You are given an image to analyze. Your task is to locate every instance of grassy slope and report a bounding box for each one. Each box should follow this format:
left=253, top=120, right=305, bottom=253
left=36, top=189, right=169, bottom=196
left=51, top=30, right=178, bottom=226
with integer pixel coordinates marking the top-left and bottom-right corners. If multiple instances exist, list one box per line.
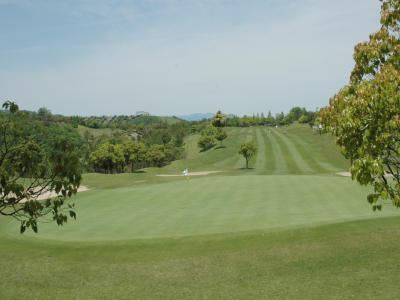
left=77, top=125, right=116, bottom=137
left=159, top=116, right=183, bottom=124
left=160, top=125, right=348, bottom=175
left=1, top=124, right=400, bottom=299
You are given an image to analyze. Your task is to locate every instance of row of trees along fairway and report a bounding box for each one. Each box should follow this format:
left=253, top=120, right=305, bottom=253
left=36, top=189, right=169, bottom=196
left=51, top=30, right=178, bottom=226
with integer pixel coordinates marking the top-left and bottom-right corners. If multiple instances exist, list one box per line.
left=321, top=0, right=400, bottom=209
left=0, top=102, right=81, bottom=233
left=225, top=107, right=317, bottom=127
left=89, top=140, right=181, bottom=173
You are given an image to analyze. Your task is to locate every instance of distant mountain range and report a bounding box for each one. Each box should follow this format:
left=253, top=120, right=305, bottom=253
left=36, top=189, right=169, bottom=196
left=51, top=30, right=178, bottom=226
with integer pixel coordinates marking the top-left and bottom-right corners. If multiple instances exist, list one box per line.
left=178, top=113, right=214, bottom=121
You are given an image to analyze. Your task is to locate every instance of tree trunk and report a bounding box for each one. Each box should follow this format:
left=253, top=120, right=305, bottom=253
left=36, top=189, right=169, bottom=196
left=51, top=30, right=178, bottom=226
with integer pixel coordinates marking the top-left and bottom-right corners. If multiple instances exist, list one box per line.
left=246, top=158, right=249, bottom=169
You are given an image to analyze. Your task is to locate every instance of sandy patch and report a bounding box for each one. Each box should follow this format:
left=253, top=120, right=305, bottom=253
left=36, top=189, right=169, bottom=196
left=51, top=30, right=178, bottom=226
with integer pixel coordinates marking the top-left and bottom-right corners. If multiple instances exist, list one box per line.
left=19, top=186, right=90, bottom=203
left=337, top=172, right=393, bottom=178
left=337, top=172, right=351, bottom=177
left=157, top=171, right=223, bottom=177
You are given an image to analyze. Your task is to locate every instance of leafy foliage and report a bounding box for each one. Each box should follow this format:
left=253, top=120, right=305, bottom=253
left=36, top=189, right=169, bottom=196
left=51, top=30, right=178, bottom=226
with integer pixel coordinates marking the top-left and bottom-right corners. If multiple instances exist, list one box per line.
left=211, top=110, right=226, bottom=127
left=89, top=142, right=125, bottom=174
left=0, top=101, right=81, bottom=232
left=238, top=141, right=258, bottom=169
left=215, top=128, right=228, bottom=146
left=198, top=135, right=216, bottom=151
left=320, top=0, right=400, bottom=209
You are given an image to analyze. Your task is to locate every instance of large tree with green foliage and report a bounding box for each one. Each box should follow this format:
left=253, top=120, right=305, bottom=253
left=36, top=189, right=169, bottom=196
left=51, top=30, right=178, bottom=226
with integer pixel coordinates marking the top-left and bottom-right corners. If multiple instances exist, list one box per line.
left=90, top=142, right=125, bottom=173
left=320, top=0, right=400, bottom=209
left=122, top=142, right=147, bottom=172
left=215, top=128, right=228, bottom=146
left=238, top=141, right=257, bottom=169
left=146, top=144, right=166, bottom=167
left=0, top=101, right=81, bottom=233
left=211, top=110, right=226, bottom=127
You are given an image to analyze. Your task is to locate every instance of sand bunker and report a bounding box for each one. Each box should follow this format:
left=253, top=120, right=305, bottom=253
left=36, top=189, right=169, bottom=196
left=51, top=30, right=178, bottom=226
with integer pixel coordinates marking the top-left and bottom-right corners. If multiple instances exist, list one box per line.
left=337, top=172, right=351, bottom=177
left=157, top=171, right=223, bottom=177
left=19, top=186, right=90, bottom=203
left=337, top=172, right=393, bottom=178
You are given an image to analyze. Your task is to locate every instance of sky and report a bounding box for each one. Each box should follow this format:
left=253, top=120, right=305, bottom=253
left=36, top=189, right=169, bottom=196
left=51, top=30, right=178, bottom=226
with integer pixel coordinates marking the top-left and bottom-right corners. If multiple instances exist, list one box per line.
left=0, top=0, right=382, bottom=116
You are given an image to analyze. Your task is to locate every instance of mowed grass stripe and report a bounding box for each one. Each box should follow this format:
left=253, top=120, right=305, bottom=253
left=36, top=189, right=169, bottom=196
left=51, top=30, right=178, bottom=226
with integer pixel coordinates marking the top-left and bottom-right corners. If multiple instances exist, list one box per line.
left=284, top=124, right=349, bottom=171
left=260, top=128, right=276, bottom=174
left=288, top=132, right=343, bottom=173
left=267, top=129, right=289, bottom=174
left=270, top=129, right=301, bottom=174
left=254, top=128, right=268, bottom=172
left=273, top=129, right=313, bottom=174
left=285, top=132, right=336, bottom=174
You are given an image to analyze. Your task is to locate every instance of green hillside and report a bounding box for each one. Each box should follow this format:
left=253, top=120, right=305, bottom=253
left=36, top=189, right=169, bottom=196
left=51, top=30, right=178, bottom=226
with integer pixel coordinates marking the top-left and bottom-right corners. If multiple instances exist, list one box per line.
left=163, top=124, right=348, bottom=174
left=77, top=125, right=117, bottom=137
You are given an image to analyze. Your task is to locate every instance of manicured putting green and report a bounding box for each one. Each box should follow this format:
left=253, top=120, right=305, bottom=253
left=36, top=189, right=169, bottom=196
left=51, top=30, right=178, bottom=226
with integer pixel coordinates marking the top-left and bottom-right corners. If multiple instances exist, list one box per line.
left=9, top=175, right=398, bottom=241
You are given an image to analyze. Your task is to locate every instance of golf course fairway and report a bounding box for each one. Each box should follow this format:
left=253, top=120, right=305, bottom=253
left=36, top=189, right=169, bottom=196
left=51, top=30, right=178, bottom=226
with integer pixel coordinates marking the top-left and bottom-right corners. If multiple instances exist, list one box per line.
left=1, top=125, right=399, bottom=299
left=4, top=175, right=398, bottom=241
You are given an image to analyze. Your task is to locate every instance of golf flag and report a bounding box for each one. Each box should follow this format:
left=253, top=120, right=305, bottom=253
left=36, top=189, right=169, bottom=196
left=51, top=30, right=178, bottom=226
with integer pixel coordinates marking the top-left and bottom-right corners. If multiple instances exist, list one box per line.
left=183, top=169, right=189, bottom=180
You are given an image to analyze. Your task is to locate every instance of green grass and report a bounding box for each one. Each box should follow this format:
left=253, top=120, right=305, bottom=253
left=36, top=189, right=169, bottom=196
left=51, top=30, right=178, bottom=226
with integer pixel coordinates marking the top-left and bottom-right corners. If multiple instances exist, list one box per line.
left=5, top=175, right=398, bottom=241
left=1, top=124, right=399, bottom=299
left=159, top=116, right=184, bottom=124
left=1, top=217, right=400, bottom=299
left=158, top=125, right=348, bottom=175
left=77, top=125, right=118, bottom=137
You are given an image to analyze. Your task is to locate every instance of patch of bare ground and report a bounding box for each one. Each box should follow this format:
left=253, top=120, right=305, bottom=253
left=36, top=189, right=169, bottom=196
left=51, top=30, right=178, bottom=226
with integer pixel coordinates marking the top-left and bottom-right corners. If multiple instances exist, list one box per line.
left=19, top=186, right=90, bottom=203
left=337, top=172, right=393, bottom=177
left=337, top=172, right=351, bottom=177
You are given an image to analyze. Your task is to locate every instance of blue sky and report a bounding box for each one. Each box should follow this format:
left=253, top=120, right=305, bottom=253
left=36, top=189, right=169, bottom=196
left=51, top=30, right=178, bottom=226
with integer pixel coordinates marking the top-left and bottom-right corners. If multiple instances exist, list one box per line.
left=0, top=0, right=381, bottom=116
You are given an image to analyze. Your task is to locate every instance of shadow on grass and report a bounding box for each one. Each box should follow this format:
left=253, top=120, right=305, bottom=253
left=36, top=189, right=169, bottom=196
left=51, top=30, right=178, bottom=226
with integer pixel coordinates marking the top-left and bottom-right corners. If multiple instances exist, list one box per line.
left=214, top=145, right=227, bottom=150
left=238, top=167, right=256, bottom=170
left=132, top=170, right=146, bottom=174
left=200, top=146, right=216, bottom=153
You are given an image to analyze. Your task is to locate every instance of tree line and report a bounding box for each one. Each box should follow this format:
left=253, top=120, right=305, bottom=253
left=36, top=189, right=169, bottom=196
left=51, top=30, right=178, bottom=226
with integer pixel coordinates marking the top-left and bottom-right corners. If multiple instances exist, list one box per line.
left=225, top=107, right=317, bottom=127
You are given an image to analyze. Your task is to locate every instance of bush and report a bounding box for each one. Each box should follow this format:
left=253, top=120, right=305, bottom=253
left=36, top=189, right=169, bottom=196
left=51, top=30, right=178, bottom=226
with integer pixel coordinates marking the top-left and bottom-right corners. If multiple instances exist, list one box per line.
left=198, top=135, right=215, bottom=151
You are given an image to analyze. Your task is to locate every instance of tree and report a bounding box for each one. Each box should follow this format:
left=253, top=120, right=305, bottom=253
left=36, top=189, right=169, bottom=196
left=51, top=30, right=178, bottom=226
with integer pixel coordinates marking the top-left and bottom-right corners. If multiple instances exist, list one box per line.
left=239, top=116, right=251, bottom=127
left=266, top=111, right=275, bottom=125
left=37, top=107, right=52, bottom=121
left=0, top=101, right=81, bottom=233
left=201, top=124, right=217, bottom=137
left=198, top=135, right=216, bottom=151
left=161, top=132, right=172, bottom=145
left=298, top=115, right=308, bottom=124
left=215, top=128, right=228, bottom=146
left=238, top=141, right=258, bottom=169
left=211, top=110, right=226, bottom=127
left=122, top=141, right=147, bottom=172
left=320, top=0, right=400, bottom=209
left=146, top=144, right=166, bottom=167
left=90, top=142, right=125, bottom=173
